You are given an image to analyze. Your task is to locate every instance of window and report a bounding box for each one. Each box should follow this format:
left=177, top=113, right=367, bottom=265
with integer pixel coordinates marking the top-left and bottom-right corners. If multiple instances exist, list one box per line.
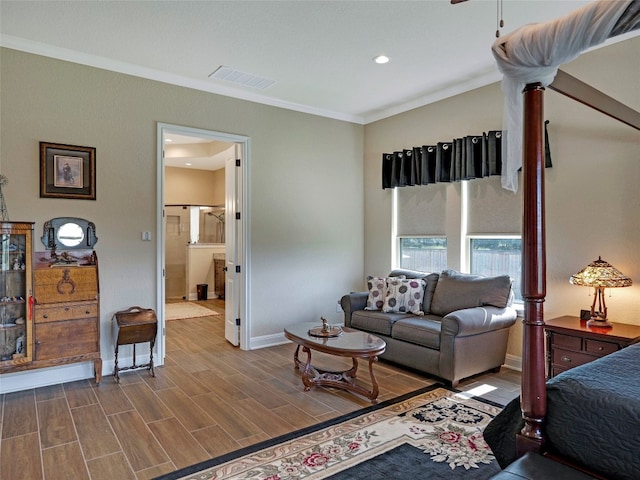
left=398, top=237, right=447, bottom=274
left=470, top=237, right=522, bottom=302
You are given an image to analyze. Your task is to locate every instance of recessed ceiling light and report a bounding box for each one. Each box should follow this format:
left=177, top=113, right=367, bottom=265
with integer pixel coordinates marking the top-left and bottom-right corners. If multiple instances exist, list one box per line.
left=185, top=162, right=192, bottom=166
left=373, top=55, right=390, bottom=64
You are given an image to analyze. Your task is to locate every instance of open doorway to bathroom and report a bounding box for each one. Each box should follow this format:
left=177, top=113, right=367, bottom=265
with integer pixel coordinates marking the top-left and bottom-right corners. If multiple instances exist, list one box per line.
left=157, top=123, right=249, bottom=364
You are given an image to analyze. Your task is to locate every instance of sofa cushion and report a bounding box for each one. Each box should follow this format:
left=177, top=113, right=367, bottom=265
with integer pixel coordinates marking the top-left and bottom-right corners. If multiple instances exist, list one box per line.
left=392, top=316, right=442, bottom=349
left=389, top=269, right=430, bottom=279
left=430, top=270, right=512, bottom=317
left=382, top=277, right=425, bottom=314
left=351, top=310, right=406, bottom=336
left=365, top=276, right=388, bottom=311
left=422, top=273, right=440, bottom=314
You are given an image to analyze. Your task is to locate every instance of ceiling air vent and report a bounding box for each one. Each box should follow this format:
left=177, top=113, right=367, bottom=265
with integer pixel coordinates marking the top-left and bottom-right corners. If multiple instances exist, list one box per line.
left=208, top=66, right=277, bottom=90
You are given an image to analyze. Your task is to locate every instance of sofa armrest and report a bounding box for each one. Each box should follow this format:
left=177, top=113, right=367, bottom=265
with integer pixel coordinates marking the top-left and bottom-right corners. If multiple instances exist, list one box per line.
left=441, top=306, right=517, bottom=337
left=340, top=292, right=368, bottom=328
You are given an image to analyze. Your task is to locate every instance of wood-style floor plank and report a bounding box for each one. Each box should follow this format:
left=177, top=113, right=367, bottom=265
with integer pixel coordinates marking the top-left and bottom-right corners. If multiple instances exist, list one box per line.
left=92, top=378, right=135, bottom=416
left=42, top=441, right=90, bottom=480
left=86, top=452, right=136, bottom=480
left=0, top=299, right=521, bottom=479
left=108, top=410, right=169, bottom=472
left=0, top=432, right=43, bottom=480
left=190, top=392, right=264, bottom=440
left=71, top=403, right=121, bottom=460
left=154, top=387, right=216, bottom=432
left=1, top=389, right=37, bottom=439
left=146, top=417, right=210, bottom=469
left=189, top=424, right=240, bottom=458
left=37, top=397, right=78, bottom=448
left=63, top=380, right=98, bottom=409
left=34, top=383, right=65, bottom=402
left=121, top=382, right=173, bottom=423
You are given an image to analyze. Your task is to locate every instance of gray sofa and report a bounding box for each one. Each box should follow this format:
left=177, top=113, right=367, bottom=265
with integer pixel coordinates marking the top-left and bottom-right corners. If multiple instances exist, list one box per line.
left=340, top=269, right=518, bottom=387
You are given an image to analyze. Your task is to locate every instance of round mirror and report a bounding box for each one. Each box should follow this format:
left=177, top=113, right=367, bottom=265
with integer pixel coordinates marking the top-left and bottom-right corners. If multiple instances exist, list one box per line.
left=57, top=222, right=85, bottom=247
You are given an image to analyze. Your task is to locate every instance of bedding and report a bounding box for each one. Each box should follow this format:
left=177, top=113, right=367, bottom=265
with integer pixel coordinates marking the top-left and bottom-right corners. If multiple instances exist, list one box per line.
left=485, top=342, right=640, bottom=480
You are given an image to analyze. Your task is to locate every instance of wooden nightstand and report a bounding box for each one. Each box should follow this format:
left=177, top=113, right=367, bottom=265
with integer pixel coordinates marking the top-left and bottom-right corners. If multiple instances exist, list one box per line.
left=545, top=315, right=640, bottom=378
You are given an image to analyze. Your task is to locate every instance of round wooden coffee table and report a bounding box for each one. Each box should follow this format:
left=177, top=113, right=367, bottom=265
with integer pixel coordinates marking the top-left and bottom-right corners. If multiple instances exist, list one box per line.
left=284, top=322, right=386, bottom=403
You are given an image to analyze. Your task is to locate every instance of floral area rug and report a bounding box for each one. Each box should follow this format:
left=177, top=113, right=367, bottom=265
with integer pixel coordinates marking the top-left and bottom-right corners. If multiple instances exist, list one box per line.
left=165, top=302, right=220, bottom=320
left=155, top=385, right=503, bottom=480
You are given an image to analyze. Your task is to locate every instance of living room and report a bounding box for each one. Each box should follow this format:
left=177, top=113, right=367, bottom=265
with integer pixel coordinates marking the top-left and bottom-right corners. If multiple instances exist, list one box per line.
left=1, top=7, right=638, bottom=395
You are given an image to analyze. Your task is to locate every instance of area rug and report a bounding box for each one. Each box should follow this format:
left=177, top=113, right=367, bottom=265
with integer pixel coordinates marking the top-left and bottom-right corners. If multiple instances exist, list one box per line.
left=165, top=302, right=220, bottom=320
left=155, top=385, right=503, bottom=480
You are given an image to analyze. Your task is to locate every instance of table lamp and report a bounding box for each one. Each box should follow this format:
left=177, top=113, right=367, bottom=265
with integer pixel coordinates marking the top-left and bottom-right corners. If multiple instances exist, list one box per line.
left=570, top=256, right=632, bottom=328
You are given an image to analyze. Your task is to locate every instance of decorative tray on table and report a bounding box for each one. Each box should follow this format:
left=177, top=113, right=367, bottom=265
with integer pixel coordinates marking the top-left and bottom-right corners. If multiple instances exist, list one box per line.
left=308, top=317, right=343, bottom=338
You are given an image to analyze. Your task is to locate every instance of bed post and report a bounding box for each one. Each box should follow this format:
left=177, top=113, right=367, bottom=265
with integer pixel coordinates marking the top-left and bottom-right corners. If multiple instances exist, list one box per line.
left=517, top=82, right=547, bottom=455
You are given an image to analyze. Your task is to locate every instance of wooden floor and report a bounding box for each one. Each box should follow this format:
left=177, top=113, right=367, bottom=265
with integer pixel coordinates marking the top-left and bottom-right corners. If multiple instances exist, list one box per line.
left=0, top=299, right=521, bottom=479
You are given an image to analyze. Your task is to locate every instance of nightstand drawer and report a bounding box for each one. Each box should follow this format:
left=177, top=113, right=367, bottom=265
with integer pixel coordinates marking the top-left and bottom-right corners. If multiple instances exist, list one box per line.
left=551, top=333, right=582, bottom=350
left=552, top=348, right=594, bottom=369
left=585, top=339, right=618, bottom=356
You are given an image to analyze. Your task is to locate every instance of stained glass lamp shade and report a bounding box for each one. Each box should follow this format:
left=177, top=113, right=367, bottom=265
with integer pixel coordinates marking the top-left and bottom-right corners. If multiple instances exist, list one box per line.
left=570, top=256, right=632, bottom=327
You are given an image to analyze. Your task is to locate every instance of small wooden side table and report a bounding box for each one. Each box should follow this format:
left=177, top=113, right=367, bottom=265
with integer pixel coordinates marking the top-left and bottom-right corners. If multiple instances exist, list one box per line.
left=545, top=315, right=640, bottom=378
left=112, top=306, right=157, bottom=383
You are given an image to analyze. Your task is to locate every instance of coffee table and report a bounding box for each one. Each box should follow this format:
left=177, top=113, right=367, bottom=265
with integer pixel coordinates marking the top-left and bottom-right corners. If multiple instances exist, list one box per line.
left=284, top=322, right=386, bottom=403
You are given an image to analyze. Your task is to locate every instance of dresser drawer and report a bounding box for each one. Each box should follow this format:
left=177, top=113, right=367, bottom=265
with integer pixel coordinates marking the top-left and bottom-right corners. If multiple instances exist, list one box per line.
left=584, top=339, right=619, bottom=356
left=550, top=333, right=582, bottom=350
left=35, top=318, right=99, bottom=360
left=34, top=267, right=98, bottom=303
left=34, top=302, right=98, bottom=323
left=552, top=348, right=594, bottom=370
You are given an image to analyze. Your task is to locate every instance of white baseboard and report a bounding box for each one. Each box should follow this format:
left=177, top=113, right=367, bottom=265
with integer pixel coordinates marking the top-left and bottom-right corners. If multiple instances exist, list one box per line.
left=249, top=331, right=289, bottom=350
left=0, top=355, right=152, bottom=394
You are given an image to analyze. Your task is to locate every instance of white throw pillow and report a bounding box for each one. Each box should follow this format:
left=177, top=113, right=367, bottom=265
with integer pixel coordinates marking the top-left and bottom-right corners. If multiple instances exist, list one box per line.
left=365, top=276, right=388, bottom=310
left=382, top=277, right=425, bottom=314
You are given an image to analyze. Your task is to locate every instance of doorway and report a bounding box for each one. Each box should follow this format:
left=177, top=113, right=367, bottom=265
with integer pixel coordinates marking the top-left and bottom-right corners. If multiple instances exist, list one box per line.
left=156, top=123, right=250, bottom=364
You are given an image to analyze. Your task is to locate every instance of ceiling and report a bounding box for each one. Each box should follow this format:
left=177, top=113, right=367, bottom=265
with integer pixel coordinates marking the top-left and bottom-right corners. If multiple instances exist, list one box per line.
left=2, top=1, right=637, bottom=171
left=163, top=134, right=233, bottom=171
left=3, top=0, right=622, bottom=127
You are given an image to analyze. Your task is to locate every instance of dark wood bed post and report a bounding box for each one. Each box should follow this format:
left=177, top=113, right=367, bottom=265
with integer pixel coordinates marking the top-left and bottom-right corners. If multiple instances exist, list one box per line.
left=517, top=82, right=547, bottom=455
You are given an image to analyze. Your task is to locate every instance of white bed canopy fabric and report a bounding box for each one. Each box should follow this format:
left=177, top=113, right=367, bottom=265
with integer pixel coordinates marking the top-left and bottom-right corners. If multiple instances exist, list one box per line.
left=492, top=0, right=636, bottom=192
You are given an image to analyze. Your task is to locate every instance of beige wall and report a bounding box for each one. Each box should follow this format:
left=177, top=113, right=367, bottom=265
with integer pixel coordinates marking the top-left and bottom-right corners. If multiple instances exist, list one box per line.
left=165, top=167, right=225, bottom=206
left=363, top=37, right=640, bottom=360
left=0, top=48, right=364, bottom=388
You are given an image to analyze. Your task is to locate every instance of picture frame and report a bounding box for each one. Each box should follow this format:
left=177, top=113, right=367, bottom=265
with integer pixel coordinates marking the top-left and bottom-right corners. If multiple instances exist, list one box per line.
left=40, top=142, right=96, bottom=200
left=580, top=309, right=592, bottom=320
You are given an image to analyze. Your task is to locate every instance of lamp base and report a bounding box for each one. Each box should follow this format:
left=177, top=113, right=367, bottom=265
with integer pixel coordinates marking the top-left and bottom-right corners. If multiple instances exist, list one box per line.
left=586, top=318, right=612, bottom=328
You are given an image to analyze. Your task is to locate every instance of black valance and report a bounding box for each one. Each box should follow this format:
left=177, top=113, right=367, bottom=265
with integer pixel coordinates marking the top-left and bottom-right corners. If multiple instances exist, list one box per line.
left=382, top=123, right=552, bottom=189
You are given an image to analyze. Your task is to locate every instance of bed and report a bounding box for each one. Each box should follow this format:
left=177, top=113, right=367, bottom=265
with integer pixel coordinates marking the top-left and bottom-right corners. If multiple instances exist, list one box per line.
left=483, top=1, right=640, bottom=478
left=485, top=343, right=640, bottom=479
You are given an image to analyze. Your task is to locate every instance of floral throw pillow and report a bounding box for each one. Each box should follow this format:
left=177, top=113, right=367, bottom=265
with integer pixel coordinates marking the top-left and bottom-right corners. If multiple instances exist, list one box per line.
left=382, top=277, right=425, bottom=314
left=365, top=276, right=388, bottom=311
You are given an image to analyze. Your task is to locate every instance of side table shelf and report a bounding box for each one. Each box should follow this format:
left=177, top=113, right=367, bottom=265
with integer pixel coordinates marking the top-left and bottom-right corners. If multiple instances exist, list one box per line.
left=112, top=306, right=157, bottom=383
left=545, top=315, right=640, bottom=378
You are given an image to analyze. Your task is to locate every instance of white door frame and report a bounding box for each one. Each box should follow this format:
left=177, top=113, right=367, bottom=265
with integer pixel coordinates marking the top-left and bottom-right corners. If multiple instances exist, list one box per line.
left=156, top=123, right=250, bottom=363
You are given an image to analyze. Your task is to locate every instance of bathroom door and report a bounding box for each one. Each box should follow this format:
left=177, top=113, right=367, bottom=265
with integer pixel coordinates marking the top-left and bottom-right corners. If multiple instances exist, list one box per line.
left=224, top=148, right=240, bottom=346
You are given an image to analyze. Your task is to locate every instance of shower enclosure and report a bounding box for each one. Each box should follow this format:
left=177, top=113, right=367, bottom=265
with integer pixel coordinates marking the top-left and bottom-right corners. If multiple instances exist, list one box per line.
left=165, top=206, right=225, bottom=300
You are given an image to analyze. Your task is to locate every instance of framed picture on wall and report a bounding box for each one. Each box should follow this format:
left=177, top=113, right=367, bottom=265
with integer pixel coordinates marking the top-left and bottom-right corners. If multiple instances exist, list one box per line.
left=40, top=142, right=96, bottom=200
